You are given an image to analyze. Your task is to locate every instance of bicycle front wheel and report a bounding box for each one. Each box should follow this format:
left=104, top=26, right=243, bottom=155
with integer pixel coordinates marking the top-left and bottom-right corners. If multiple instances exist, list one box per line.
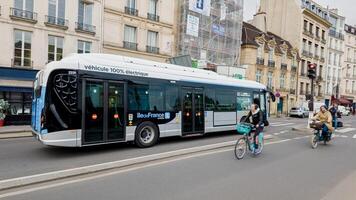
left=235, top=138, right=247, bottom=160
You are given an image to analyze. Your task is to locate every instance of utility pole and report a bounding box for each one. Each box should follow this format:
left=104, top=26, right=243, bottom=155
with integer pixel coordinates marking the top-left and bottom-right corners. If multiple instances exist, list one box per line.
left=307, top=63, right=317, bottom=127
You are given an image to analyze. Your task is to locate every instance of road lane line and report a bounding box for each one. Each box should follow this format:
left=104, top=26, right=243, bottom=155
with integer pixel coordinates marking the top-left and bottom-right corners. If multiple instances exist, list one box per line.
left=270, top=123, right=295, bottom=127
left=0, top=137, right=300, bottom=199
left=353, top=134, right=356, bottom=139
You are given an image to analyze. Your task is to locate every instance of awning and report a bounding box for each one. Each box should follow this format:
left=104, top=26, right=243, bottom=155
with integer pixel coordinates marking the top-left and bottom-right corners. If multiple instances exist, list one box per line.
left=338, top=98, right=352, bottom=105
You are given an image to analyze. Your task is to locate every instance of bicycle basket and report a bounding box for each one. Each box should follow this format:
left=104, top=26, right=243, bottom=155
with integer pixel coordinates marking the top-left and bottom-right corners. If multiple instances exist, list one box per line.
left=310, top=121, right=323, bottom=130
left=236, top=123, right=252, bottom=135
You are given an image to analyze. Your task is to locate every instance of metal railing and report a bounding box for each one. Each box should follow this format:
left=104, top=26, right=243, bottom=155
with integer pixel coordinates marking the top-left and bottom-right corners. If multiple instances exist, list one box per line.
left=281, top=63, right=287, bottom=70
left=147, top=13, right=159, bottom=22
left=123, top=41, right=138, bottom=50
left=268, top=60, right=275, bottom=67
left=11, top=58, right=33, bottom=68
left=146, top=46, right=159, bottom=54
left=256, top=58, right=264, bottom=65
left=45, top=15, right=68, bottom=28
left=329, top=29, right=344, bottom=40
left=10, top=7, right=37, bottom=22
left=290, top=89, right=296, bottom=94
left=125, top=7, right=138, bottom=16
left=75, top=22, right=96, bottom=34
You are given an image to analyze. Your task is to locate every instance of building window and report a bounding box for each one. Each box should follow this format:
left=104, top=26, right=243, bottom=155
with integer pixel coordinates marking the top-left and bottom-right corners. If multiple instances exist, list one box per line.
left=280, top=73, right=285, bottom=89
left=268, top=47, right=274, bottom=61
left=0, top=92, right=32, bottom=116
left=78, top=0, right=93, bottom=25
left=306, top=83, right=310, bottom=94
left=321, top=47, right=324, bottom=58
left=290, top=75, right=296, bottom=90
left=309, top=23, right=313, bottom=34
left=127, top=0, right=136, bottom=8
left=147, top=30, right=159, bottom=53
left=48, top=0, right=65, bottom=24
left=148, top=0, right=157, bottom=15
left=303, top=20, right=308, bottom=31
left=267, top=72, right=273, bottom=89
left=77, top=40, right=91, bottom=53
left=314, top=44, right=318, bottom=56
left=257, top=43, right=264, bottom=58
left=124, top=25, right=137, bottom=50
left=147, top=30, right=158, bottom=47
left=48, top=36, right=63, bottom=62
left=256, top=69, right=262, bottom=83
left=308, top=41, right=312, bottom=54
left=316, top=26, right=320, bottom=37
left=14, top=30, right=31, bottom=67
left=14, top=0, right=33, bottom=11
left=301, top=60, right=305, bottom=75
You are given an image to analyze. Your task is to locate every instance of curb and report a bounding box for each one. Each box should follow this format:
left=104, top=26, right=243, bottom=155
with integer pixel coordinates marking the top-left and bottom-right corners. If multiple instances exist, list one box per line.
left=0, top=132, right=32, bottom=139
left=0, top=135, right=273, bottom=191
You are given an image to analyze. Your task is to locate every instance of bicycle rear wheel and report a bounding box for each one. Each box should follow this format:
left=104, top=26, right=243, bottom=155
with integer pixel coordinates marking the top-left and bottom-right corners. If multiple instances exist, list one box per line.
left=235, top=138, right=247, bottom=160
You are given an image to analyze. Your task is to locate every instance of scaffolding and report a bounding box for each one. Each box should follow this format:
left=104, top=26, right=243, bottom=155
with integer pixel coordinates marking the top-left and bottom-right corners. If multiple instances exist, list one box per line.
left=177, top=0, right=244, bottom=69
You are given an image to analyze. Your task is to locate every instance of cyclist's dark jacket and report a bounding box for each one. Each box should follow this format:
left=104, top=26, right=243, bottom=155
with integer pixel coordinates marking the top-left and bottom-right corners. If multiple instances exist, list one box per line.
left=245, top=109, right=264, bottom=126
left=329, top=107, right=338, bottom=119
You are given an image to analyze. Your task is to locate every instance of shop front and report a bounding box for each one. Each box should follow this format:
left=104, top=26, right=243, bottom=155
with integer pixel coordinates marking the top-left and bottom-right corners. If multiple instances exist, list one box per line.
left=0, top=67, right=38, bottom=125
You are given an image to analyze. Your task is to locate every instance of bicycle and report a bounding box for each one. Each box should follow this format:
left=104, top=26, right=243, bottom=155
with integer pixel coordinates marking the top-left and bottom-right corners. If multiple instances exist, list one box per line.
left=234, top=123, right=264, bottom=160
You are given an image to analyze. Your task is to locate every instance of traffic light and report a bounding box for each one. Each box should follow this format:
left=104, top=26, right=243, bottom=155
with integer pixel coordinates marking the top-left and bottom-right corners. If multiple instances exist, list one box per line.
left=307, top=63, right=317, bottom=79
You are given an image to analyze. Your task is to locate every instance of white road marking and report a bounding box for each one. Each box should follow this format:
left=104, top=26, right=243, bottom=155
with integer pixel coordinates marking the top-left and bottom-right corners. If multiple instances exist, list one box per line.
left=270, top=123, right=295, bottom=127
left=333, top=134, right=348, bottom=138
left=353, top=134, right=356, bottom=139
left=335, top=128, right=356, bottom=133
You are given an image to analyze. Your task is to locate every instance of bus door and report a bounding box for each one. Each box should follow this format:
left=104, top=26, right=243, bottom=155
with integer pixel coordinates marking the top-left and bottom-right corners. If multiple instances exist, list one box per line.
left=82, top=79, right=126, bottom=145
left=181, top=87, right=204, bottom=135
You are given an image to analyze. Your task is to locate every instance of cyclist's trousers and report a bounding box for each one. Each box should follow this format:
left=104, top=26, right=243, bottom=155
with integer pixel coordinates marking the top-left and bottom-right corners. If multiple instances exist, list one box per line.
left=254, top=126, right=264, bottom=145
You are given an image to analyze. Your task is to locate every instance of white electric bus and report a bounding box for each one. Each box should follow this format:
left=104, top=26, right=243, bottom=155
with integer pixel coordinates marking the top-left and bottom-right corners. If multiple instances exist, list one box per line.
left=32, top=54, right=270, bottom=147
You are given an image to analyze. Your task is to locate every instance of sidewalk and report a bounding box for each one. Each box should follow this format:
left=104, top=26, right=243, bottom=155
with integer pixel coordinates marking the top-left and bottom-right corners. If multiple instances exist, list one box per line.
left=0, top=125, right=32, bottom=139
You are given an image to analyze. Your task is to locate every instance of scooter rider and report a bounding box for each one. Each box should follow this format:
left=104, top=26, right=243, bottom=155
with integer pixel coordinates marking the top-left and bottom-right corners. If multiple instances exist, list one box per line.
left=312, top=105, right=334, bottom=137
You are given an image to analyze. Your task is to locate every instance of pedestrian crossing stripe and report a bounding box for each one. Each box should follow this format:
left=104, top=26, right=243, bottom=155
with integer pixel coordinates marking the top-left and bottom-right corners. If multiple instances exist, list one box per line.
left=335, top=128, right=356, bottom=133
left=353, top=134, right=356, bottom=139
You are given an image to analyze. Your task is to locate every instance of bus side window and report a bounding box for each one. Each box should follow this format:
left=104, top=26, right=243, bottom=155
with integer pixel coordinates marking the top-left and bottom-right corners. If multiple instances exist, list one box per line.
left=205, top=88, right=215, bottom=111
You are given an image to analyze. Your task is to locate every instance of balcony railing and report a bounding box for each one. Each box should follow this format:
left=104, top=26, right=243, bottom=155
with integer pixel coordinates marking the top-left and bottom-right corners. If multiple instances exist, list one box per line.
left=75, top=22, right=96, bottom=35
left=329, top=29, right=344, bottom=40
left=290, top=89, right=296, bottom=95
left=10, top=7, right=37, bottom=23
left=302, top=50, right=309, bottom=57
left=123, top=41, right=138, bottom=50
left=320, top=57, right=325, bottom=62
left=314, top=55, right=319, bottom=60
left=125, top=7, right=138, bottom=16
left=256, top=58, right=264, bottom=65
left=147, top=13, right=159, bottom=22
left=321, top=39, right=326, bottom=44
left=146, top=46, right=159, bottom=54
left=281, top=63, right=287, bottom=71
left=315, top=35, right=320, bottom=41
left=317, top=76, right=323, bottom=82
left=11, top=58, right=33, bottom=68
left=45, top=15, right=68, bottom=29
left=268, top=60, right=275, bottom=67
left=291, top=65, right=297, bottom=73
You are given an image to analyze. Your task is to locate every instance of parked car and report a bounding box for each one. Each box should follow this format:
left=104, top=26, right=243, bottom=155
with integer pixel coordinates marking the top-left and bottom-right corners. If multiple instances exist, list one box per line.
left=290, top=107, right=309, bottom=118
left=338, top=106, right=350, bottom=116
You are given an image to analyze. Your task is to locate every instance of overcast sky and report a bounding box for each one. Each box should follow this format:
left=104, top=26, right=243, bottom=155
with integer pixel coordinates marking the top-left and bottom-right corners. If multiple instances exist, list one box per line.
left=244, top=0, right=356, bottom=25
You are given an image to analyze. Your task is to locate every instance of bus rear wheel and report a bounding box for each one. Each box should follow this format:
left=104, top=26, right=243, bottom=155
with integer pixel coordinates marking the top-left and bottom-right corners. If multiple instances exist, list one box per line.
left=135, top=122, right=159, bottom=148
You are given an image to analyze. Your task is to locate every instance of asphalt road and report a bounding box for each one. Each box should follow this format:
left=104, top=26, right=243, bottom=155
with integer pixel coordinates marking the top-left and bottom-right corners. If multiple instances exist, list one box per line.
left=0, top=117, right=310, bottom=180
left=1, top=116, right=356, bottom=200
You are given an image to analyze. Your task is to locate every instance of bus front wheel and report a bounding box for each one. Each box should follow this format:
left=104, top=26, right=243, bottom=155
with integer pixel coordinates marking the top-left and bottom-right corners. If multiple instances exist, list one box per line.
left=135, top=122, right=159, bottom=148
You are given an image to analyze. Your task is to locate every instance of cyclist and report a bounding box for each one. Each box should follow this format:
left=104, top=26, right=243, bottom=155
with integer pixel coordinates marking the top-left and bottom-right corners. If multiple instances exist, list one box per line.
left=312, top=105, right=334, bottom=138
left=244, top=103, right=264, bottom=151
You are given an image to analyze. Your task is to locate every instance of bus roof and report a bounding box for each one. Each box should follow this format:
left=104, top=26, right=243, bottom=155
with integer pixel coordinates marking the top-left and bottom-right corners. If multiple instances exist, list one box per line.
left=56, top=53, right=266, bottom=90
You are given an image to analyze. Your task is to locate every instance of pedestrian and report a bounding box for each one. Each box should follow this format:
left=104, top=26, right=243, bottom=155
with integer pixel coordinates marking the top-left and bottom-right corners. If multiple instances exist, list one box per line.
left=328, top=102, right=338, bottom=129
